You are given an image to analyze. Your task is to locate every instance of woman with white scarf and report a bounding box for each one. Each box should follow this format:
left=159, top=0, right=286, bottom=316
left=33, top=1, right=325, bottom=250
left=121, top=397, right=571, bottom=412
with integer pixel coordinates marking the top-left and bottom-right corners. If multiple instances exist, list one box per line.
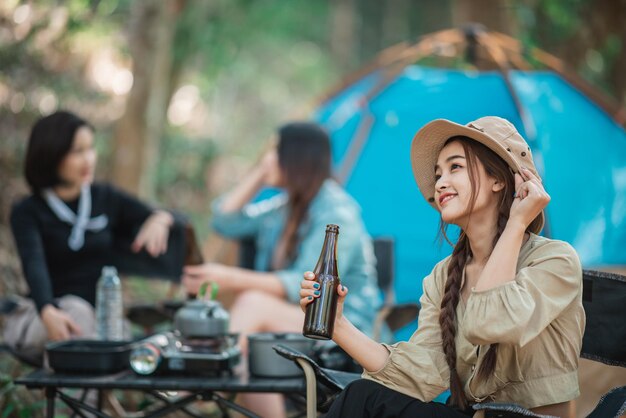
left=4, top=111, right=173, bottom=364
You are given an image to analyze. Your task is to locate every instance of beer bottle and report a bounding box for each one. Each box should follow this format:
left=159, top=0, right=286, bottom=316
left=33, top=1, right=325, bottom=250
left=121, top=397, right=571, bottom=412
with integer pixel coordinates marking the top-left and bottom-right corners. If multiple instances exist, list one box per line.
left=184, top=224, right=205, bottom=299
left=184, top=224, right=204, bottom=266
left=303, top=224, right=341, bottom=340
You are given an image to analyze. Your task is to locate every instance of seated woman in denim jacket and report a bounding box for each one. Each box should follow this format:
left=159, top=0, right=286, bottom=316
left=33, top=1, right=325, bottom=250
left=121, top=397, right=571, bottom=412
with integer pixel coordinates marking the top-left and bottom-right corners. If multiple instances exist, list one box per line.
left=182, top=122, right=382, bottom=417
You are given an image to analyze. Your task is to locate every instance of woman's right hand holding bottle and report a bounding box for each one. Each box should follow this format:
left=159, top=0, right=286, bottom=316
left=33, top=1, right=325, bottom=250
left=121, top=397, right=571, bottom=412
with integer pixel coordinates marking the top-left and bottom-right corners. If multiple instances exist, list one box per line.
left=299, top=271, right=348, bottom=322
left=300, top=271, right=390, bottom=371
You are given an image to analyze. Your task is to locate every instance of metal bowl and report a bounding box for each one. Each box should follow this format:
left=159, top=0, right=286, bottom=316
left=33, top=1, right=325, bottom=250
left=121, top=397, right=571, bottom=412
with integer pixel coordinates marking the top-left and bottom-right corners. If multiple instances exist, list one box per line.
left=248, top=333, right=316, bottom=377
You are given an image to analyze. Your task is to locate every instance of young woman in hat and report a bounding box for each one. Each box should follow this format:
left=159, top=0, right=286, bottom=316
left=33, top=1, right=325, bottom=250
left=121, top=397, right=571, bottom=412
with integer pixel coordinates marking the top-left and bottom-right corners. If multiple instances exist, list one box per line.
left=182, top=122, right=382, bottom=418
left=300, top=116, right=584, bottom=418
left=5, top=110, right=174, bottom=364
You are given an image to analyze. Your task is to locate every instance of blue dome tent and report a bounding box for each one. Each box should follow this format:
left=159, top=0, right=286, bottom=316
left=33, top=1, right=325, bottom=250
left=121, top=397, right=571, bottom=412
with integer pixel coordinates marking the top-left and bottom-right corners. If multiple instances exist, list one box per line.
left=314, top=27, right=626, bottom=327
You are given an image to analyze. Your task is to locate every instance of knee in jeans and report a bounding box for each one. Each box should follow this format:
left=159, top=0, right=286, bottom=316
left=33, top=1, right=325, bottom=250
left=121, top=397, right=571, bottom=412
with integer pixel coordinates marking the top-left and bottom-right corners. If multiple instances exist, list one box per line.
left=59, top=295, right=94, bottom=316
left=59, top=295, right=95, bottom=329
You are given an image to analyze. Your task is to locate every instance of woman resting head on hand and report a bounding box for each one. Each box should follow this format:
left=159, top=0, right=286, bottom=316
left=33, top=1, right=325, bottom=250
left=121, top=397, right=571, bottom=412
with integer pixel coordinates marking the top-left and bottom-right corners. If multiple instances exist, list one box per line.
left=182, top=121, right=382, bottom=418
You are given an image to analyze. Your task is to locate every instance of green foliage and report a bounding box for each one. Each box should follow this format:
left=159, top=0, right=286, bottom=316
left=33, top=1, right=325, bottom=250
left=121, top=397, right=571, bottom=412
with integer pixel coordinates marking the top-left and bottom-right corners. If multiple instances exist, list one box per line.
left=0, top=364, right=43, bottom=418
left=1, top=0, right=624, bottom=296
left=514, top=0, right=625, bottom=98
left=539, top=0, right=585, bottom=40
left=173, top=0, right=330, bottom=72
left=156, top=133, right=217, bottom=191
left=152, top=132, right=217, bottom=237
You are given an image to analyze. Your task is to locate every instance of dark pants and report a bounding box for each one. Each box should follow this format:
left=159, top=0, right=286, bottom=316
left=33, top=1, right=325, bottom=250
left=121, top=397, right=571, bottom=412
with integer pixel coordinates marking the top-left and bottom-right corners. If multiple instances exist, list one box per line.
left=324, top=379, right=473, bottom=418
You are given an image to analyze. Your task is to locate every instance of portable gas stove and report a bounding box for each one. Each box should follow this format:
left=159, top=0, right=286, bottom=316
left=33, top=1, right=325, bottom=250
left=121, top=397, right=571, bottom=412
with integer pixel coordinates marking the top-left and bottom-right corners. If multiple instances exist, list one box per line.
left=130, top=332, right=241, bottom=376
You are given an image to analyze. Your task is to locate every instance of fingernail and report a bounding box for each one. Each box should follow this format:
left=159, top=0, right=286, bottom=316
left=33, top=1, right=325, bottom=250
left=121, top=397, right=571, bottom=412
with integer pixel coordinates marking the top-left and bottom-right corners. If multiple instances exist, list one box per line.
left=308, top=296, right=313, bottom=300
left=314, top=290, right=320, bottom=296
left=313, top=283, right=320, bottom=289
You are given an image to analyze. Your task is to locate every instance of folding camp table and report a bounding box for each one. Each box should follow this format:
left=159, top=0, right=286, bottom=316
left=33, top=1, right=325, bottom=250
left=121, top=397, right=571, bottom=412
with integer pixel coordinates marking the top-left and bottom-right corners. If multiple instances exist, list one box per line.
left=16, top=368, right=306, bottom=418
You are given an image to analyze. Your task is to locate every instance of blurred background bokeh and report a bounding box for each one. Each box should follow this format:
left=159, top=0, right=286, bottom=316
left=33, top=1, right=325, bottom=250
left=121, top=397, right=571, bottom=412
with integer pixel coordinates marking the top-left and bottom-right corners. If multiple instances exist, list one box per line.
left=2, top=0, right=625, bottom=290
left=1, top=0, right=625, bottom=416
left=3, top=0, right=624, bottom=296
left=1, top=0, right=625, bottom=322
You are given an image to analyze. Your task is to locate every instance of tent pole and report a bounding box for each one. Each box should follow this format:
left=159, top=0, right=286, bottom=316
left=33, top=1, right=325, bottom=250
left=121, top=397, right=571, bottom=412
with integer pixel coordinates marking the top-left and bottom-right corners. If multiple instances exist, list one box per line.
left=492, top=33, right=626, bottom=126
left=477, top=32, right=537, bottom=141
left=334, top=34, right=465, bottom=183
left=336, top=114, right=374, bottom=184
left=318, top=28, right=465, bottom=106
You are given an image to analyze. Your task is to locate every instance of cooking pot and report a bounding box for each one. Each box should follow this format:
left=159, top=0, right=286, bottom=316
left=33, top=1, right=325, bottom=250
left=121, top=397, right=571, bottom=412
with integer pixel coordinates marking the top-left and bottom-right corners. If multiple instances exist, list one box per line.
left=248, top=332, right=316, bottom=377
left=173, top=299, right=229, bottom=338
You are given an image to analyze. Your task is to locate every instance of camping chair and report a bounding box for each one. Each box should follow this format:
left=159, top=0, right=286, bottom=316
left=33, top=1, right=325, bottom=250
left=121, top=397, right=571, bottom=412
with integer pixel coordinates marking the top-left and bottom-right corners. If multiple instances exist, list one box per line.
left=275, top=269, right=626, bottom=418
left=0, top=297, right=43, bottom=369
left=371, top=238, right=420, bottom=341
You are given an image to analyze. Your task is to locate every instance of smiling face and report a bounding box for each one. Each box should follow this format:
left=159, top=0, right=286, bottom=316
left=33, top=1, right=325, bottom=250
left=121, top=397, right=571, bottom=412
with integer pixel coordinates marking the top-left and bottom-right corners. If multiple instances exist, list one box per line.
left=434, top=140, right=504, bottom=228
left=57, top=126, right=97, bottom=188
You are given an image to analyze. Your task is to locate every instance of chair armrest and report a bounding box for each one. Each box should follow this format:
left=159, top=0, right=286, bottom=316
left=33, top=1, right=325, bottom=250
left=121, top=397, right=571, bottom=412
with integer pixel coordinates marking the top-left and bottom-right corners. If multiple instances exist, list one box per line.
left=472, top=402, right=557, bottom=418
left=273, top=344, right=360, bottom=414
left=587, top=386, right=626, bottom=418
left=273, top=344, right=360, bottom=392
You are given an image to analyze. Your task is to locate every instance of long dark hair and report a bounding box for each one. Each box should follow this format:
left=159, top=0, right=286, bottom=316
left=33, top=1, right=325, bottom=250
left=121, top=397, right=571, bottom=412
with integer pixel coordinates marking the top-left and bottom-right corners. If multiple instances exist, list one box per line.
left=274, top=122, right=331, bottom=267
left=437, top=136, right=516, bottom=408
left=24, top=111, right=92, bottom=194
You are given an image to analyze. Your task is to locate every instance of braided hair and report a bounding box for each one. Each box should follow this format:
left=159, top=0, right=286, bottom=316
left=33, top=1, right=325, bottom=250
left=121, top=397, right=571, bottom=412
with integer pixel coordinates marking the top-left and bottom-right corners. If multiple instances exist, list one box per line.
left=437, top=136, right=516, bottom=408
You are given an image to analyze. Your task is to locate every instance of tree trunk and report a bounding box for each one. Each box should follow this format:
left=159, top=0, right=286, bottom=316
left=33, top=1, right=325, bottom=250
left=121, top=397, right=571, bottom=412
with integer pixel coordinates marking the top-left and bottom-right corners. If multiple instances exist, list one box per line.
left=453, top=0, right=518, bottom=36
left=533, top=0, right=626, bottom=106
left=330, top=0, right=358, bottom=72
left=410, top=0, right=453, bottom=37
left=111, top=0, right=182, bottom=200
left=382, top=0, right=410, bottom=48
left=358, top=0, right=385, bottom=62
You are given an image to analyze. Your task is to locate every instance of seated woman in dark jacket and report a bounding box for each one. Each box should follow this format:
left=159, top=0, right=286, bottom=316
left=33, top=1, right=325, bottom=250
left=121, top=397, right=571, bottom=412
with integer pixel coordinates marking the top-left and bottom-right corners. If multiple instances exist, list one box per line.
left=4, top=110, right=174, bottom=363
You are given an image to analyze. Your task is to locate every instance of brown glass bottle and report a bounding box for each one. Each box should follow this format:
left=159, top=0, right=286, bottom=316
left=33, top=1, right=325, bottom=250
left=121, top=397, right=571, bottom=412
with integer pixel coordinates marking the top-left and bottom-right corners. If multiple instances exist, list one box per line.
left=303, top=224, right=340, bottom=340
left=184, top=224, right=204, bottom=266
left=184, top=224, right=205, bottom=299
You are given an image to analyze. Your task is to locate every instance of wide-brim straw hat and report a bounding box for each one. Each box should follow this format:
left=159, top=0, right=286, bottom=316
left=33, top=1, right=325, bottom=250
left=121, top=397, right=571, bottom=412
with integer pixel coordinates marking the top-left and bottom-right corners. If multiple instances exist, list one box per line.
left=410, top=116, right=545, bottom=234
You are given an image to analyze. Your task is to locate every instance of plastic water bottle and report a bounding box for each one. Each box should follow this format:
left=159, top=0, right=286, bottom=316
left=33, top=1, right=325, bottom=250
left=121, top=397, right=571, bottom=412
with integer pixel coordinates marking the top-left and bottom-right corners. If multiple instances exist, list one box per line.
left=96, top=266, right=124, bottom=340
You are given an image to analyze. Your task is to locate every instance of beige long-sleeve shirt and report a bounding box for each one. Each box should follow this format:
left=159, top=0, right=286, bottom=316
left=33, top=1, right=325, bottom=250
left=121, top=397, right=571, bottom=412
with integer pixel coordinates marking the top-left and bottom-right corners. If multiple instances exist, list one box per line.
left=363, top=233, right=585, bottom=410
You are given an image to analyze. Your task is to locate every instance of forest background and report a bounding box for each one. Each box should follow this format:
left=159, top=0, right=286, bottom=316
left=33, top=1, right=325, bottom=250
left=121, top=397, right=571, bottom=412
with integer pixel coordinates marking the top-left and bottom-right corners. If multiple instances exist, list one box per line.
left=0, top=1, right=625, bottom=415
left=0, top=0, right=625, bottom=307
